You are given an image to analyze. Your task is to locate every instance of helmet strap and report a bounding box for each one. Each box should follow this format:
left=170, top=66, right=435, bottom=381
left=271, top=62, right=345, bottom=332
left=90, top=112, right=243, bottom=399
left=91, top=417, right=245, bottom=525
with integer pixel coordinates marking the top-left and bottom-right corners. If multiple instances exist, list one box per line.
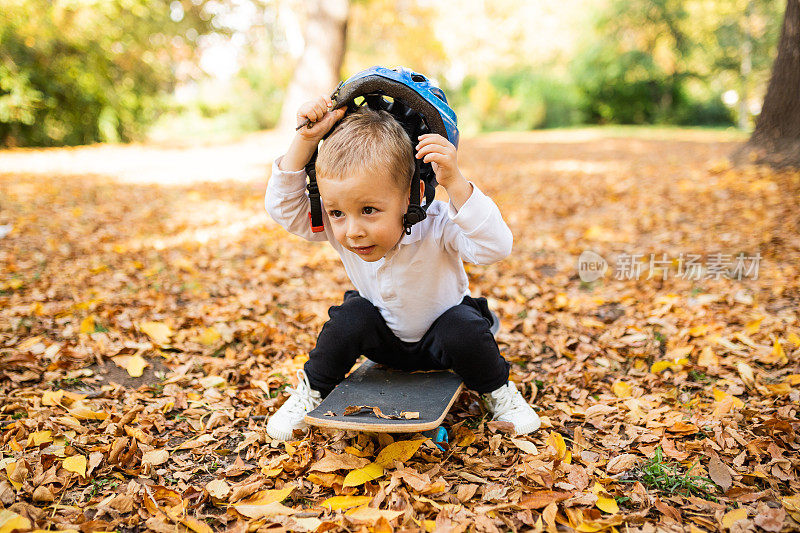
left=305, top=148, right=325, bottom=233
left=403, top=157, right=426, bottom=235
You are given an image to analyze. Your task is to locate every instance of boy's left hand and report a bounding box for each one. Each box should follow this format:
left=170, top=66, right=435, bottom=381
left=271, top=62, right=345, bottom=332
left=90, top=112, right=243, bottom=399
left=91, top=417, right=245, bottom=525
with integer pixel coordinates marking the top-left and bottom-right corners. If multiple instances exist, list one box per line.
left=415, top=134, right=466, bottom=188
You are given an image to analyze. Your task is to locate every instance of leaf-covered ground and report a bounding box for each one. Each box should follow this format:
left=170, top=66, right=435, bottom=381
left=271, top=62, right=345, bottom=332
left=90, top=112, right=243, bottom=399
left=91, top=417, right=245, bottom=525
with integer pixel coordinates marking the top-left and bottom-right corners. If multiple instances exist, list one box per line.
left=1, top=128, right=799, bottom=532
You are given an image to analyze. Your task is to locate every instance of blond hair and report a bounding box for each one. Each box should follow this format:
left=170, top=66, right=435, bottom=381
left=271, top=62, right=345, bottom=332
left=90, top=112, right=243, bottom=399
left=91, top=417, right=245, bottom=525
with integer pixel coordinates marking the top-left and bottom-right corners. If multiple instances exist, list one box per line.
left=317, top=106, right=414, bottom=191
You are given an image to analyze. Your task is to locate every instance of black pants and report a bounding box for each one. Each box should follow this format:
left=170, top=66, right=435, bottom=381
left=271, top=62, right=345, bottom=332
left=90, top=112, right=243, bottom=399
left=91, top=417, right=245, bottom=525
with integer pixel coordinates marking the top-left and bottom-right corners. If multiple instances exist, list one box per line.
left=304, top=291, right=511, bottom=396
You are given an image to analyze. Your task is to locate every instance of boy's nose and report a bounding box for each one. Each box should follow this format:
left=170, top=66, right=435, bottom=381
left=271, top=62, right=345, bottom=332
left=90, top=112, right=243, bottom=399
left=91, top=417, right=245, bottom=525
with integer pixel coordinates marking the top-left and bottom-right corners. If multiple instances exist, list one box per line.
left=346, top=220, right=366, bottom=239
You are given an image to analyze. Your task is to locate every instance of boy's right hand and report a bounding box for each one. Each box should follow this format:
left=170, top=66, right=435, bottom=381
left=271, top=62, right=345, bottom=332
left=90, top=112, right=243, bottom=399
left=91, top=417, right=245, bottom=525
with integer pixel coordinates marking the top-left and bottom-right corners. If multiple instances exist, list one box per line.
left=296, top=96, right=347, bottom=143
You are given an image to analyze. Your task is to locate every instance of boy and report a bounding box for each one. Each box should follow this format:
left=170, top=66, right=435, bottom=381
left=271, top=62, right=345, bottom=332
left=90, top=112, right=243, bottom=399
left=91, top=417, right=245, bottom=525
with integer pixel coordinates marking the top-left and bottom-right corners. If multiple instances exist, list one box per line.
left=265, top=94, right=540, bottom=440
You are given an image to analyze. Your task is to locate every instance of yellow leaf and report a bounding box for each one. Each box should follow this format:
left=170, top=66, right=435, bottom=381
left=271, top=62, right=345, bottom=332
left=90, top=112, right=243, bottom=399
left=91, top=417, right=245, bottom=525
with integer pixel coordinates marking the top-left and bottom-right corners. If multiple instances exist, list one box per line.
left=321, top=495, right=373, bottom=511
left=344, top=445, right=372, bottom=458
left=180, top=516, right=214, bottom=533
left=783, top=494, right=800, bottom=512
left=69, top=404, right=109, bottom=420
left=79, top=315, right=96, bottom=334
left=4, top=462, right=22, bottom=490
left=125, top=354, right=148, bottom=377
left=63, top=455, right=87, bottom=477
left=342, top=462, right=384, bottom=487
left=140, top=321, right=172, bottom=345
left=713, top=388, right=744, bottom=408
left=788, top=333, right=800, bottom=347
left=650, top=360, right=673, bottom=373
left=239, top=485, right=294, bottom=505
left=196, top=327, right=221, bottom=346
left=611, top=381, right=631, bottom=398
left=688, top=325, right=710, bottom=337
left=721, top=507, right=748, bottom=528
left=744, top=317, right=763, bottom=334
left=375, top=439, right=426, bottom=466
left=596, top=496, right=619, bottom=514
left=0, top=509, right=32, bottom=533
left=773, top=339, right=786, bottom=360
left=547, top=431, right=566, bottom=460
left=28, top=430, right=52, bottom=447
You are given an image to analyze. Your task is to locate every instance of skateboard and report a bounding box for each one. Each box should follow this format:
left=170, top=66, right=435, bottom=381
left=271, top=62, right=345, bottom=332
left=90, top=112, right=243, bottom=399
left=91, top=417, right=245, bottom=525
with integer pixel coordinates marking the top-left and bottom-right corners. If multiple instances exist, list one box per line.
left=305, top=310, right=500, bottom=439
left=304, top=360, right=463, bottom=433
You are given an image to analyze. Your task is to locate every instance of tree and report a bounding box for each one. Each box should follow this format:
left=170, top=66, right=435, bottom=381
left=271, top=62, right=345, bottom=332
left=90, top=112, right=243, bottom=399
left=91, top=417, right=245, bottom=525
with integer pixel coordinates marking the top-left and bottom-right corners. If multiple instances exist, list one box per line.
left=0, top=0, right=220, bottom=147
left=277, top=0, right=349, bottom=131
left=736, top=0, right=800, bottom=168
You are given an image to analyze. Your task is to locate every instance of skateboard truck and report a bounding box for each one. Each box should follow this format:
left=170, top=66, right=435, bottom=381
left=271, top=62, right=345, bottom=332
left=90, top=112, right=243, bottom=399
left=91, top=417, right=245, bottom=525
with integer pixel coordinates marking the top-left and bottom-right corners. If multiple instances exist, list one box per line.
left=422, top=426, right=449, bottom=452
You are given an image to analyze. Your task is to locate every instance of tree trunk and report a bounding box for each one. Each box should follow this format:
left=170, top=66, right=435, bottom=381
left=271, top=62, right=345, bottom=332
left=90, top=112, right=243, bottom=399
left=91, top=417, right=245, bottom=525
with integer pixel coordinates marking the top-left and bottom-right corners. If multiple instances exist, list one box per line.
left=734, top=0, right=800, bottom=168
left=278, top=0, right=349, bottom=132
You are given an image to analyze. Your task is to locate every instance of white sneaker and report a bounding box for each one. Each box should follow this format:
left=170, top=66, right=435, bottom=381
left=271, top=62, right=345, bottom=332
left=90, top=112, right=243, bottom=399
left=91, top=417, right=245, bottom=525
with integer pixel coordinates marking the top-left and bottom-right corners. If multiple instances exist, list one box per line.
left=483, top=381, right=541, bottom=435
left=266, top=369, right=322, bottom=441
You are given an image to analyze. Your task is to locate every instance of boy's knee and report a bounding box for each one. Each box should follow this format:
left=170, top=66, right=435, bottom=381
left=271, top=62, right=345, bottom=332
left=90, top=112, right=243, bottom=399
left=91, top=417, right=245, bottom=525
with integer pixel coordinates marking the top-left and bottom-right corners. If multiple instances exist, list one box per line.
left=436, top=306, right=493, bottom=352
left=335, top=294, right=378, bottom=320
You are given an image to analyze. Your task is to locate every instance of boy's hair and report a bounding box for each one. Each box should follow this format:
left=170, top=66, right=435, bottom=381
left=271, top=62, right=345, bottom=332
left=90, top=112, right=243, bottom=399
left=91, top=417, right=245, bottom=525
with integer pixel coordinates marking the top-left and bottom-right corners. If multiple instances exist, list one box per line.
left=316, top=106, right=414, bottom=191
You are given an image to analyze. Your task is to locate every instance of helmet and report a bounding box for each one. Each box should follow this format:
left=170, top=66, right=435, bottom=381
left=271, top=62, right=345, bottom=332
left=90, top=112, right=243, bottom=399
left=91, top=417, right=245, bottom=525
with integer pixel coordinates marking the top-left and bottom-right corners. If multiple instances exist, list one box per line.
left=305, top=66, right=459, bottom=235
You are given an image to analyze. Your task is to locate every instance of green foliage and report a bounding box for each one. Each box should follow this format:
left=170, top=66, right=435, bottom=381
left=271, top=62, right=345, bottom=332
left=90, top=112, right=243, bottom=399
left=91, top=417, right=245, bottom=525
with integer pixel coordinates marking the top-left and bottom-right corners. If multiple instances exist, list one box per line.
left=0, top=0, right=218, bottom=147
left=448, top=67, right=585, bottom=134
left=570, top=0, right=781, bottom=127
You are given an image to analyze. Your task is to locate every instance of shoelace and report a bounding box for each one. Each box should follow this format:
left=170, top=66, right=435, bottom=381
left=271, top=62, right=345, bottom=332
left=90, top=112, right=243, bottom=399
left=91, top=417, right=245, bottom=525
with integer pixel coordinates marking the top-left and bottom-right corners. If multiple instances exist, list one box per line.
left=283, top=370, right=320, bottom=414
left=490, top=383, right=527, bottom=418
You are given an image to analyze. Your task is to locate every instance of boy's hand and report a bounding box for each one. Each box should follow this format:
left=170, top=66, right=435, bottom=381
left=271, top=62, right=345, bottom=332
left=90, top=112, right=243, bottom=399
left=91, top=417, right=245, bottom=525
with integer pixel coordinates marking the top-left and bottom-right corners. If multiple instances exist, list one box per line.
left=279, top=96, right=346, bottom=172
left=415, top=133, right=473, bottom=210
left=415, top=134, right=465, bottom=188
left=296, top=96, right=346, bottom=143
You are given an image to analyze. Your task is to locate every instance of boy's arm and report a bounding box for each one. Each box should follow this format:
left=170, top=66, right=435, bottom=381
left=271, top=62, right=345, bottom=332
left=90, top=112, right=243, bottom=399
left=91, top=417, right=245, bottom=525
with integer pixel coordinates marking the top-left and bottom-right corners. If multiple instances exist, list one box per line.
left=415, top=134, right=513, bottom=264
left=265, top=96, right=346, bottom=241
left=265, top=156, right=329, bottom=242
left=438, top=183, right=514, bottom=265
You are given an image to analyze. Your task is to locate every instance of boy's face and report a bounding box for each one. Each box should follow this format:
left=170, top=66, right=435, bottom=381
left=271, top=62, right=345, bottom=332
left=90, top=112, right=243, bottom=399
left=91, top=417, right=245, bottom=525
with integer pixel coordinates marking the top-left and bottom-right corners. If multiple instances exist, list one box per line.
left=318, top=167, right=413, bottom=262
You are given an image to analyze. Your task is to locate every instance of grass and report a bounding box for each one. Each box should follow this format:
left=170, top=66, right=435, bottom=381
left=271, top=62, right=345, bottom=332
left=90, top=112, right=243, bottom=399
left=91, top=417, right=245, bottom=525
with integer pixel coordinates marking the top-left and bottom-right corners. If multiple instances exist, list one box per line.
left=623, top=446, right=717, bottom=499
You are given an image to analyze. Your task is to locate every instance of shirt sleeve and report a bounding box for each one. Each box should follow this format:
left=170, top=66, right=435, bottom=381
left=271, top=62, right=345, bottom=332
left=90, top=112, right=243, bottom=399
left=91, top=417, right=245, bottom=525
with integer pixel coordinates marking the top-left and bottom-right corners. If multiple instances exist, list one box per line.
left=438, top=182, right=513, bottom=265
left=265, top=155, right=329, bottom=242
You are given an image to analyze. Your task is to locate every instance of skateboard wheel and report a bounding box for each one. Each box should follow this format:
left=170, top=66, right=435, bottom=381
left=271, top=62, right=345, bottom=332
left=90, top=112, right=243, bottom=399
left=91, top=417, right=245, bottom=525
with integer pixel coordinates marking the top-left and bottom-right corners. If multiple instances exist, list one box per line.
left=423, top=426, right=448, bottom=451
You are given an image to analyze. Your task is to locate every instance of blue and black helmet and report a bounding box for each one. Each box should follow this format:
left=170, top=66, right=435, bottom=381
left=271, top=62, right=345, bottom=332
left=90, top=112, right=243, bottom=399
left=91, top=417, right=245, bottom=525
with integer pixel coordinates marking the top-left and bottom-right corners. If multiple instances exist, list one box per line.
left=305, top=66, right=459, bottom=235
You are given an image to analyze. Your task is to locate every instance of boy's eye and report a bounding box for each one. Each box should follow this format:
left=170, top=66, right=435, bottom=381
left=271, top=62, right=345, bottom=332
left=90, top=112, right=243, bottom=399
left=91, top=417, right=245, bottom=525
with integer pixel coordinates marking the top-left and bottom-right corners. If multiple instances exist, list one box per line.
left=362, top=206, right=377, bottom=215
left=329, top=210, right=343, bottom=219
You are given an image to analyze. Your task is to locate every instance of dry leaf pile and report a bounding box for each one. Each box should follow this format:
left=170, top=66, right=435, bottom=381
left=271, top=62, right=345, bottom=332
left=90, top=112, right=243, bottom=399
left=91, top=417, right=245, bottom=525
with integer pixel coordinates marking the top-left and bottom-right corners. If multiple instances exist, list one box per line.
left=1, top=130, right=799, bottom=532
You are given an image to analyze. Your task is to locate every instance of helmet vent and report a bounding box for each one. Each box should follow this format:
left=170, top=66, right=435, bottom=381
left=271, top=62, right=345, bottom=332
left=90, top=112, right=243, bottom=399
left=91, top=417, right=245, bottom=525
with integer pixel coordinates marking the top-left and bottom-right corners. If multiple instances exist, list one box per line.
left=411, top=74, right=427, bottom=82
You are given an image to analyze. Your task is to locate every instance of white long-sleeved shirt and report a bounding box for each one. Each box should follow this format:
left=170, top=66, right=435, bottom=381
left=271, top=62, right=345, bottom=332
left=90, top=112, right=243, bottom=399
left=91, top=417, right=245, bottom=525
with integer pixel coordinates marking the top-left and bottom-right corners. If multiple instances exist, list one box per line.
left=265, top=156, right=513, bottom=342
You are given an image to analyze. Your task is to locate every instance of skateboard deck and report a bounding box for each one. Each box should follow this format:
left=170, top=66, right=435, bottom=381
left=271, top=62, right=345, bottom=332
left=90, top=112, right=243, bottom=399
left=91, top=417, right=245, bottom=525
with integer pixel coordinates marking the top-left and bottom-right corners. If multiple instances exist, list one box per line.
left=305, top=360, right=463, bottom=432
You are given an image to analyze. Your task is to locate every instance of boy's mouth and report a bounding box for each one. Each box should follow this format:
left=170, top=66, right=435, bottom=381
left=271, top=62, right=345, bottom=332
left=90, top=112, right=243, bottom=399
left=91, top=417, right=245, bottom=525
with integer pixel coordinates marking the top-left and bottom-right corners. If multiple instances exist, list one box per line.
left=352, top=245, right=376, bottom=256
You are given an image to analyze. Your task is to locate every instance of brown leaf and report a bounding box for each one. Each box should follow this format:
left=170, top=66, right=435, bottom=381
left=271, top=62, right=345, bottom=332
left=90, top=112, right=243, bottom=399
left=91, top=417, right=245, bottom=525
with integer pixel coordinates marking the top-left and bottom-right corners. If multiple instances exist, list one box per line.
left=654, top=497, right=682, bottom=523
left=708, top=454, right=732, bottom=492
left=519, top=491, right=572, bottom=509
left=605, top=453, right=639, bottom=474
left=754, top=502, right=786, bottom=532
left=309, top=452, right=371, bottom=473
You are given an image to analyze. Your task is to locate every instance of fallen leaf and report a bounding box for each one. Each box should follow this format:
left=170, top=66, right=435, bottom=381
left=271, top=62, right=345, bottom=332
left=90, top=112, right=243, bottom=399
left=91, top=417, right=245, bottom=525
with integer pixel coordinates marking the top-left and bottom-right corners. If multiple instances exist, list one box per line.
left=142, top=449, right=170, bottom=467
left=140, top=321, right=172, bottom=345
left=309, top=452, right=370, bottom=472
left=342, top=463, right=384, bottom=487
left=708, top=455, right=732, bottom=492
left=63, top=455, right=87, bottom=477
left=206, top=479, right=230, bottom=500
left=375, top=439, right=427, bottom=466
left=721, top=507, right=748, bottom=529
left=511, top=438, right=539, bottom=455
left=321, top=495, right=373, bottom=511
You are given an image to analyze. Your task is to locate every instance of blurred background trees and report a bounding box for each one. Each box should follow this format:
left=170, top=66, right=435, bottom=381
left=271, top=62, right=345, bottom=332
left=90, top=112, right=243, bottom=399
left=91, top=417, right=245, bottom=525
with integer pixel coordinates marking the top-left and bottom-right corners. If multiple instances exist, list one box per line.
left=0, top=0, right=790, bottom=148
left=0, top=0, right=223, bottom=146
